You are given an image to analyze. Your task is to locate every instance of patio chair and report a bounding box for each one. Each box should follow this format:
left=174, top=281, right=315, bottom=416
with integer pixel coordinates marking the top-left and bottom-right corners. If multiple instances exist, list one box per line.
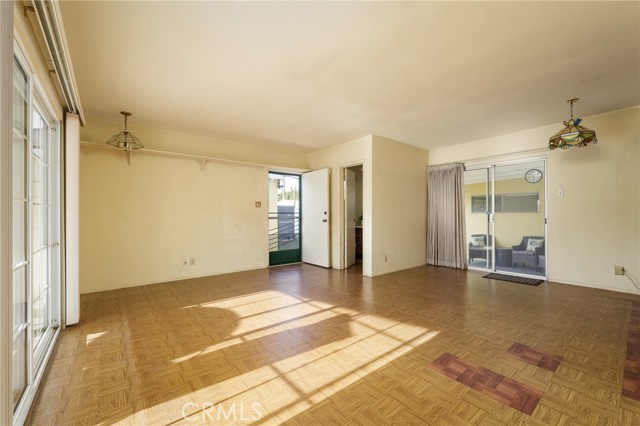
left=512, top=236, right=545, bottom=268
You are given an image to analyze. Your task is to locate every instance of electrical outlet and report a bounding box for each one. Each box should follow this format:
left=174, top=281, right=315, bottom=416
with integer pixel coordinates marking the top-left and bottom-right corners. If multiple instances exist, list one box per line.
left=255, top=201, right=262, bottom=208
left=182, top=258, right=188, bottom=267
left=190, top=257, right=196, bottom=266
left=614, top=265, right=625, bottom=275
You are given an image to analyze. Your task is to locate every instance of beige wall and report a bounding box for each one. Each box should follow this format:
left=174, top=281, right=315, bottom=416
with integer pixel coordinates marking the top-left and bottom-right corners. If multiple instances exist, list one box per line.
left=306, top=135, right=373, bottom=274
left=431, top=107, right=640, bottom=294
left=465, top=178, right=545, bottom=248
left=371, top=135, right=428, bottom=275
left=80, top=146, right=269, bottom=293
left=82, top=118, right=309, bottom=170
left=81, top=131, right=428, bottom=291
left=306, top=135, right=428, bottom=277
left=78, top=105, right=639, bottom=294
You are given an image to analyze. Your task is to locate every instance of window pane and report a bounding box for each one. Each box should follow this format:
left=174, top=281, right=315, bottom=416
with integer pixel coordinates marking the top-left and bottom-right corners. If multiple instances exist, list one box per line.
left=32, top=157, right=47, bottom=207
left=501, top=193, right=539, bottom=213
left=13, top=267, right=26, bottom=332
left=12, top=59, right=28, bottom=267
left=32, top=110, right=47, bottom=160
left=13, top=330, right=27, bottom=409
left=31, top=107, right=54, bottom=371
left=12, top=200, right=25, bottom=265
left=31, top=204, right=47, bottom=252
left=12, top=130, right=25, bottom=198
left=13, top=58, right=29, bottom=414
left=33, top=291, right=48, bottom=349
left=12, top=62, right=27, bottom=131
left=32, top=248, right=47, bottom=302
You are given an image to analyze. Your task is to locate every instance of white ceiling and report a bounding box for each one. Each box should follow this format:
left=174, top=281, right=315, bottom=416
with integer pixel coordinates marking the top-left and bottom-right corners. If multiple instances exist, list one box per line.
left=58, top=1, right=640, bottom=153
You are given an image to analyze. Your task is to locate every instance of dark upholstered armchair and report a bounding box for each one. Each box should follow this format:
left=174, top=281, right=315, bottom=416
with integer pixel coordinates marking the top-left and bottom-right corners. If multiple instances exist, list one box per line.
left=512, top=236, right=545, bottom=268
left=468, top=234, right=492, bottom=262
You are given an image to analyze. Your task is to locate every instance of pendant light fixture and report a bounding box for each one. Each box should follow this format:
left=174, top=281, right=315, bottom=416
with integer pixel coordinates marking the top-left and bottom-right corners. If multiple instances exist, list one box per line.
left=106, top=111, right=144, bottom=151
left=549, top=98, right=597, bottom=150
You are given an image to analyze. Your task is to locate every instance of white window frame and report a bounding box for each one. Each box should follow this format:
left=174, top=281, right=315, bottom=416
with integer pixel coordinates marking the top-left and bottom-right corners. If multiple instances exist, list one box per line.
left=11, top=38, right=62, bottom=426
left=1, top=3, right=15, bottom=426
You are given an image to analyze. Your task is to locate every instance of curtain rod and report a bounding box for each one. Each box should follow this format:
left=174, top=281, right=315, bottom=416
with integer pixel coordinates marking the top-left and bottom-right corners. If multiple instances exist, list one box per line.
left=80, top=141, right=310, bottom=174
left=429, top=147, right=548, bottom=167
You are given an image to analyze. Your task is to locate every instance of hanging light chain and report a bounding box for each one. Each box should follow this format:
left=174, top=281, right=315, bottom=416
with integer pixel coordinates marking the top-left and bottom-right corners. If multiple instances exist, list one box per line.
left=120, top=111, right=132, bottom=133
left=566, top=98, right=579, bottom=121
left=569, top=100, right=574, bottom=120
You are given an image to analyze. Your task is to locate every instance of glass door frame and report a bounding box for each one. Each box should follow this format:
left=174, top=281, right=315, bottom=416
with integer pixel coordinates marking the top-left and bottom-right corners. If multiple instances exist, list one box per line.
left=465, top=166, right=494, bottom=271
left=268, top=171, right=302, bottom=266
left=30, top=98, right=60, bottom=372
left=12, top=46, right=62, bottom=426
left=466, top=157, right=547, bottom=279
left=12, top=51, right=30, bottom=419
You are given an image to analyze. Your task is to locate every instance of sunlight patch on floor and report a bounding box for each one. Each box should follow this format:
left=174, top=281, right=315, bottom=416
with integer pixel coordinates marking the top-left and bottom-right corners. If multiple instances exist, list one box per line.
left=157, top=290, right=439, bottom=424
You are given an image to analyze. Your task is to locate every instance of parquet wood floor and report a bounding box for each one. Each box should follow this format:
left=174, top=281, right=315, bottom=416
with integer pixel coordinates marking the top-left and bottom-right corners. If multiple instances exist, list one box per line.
left=506, top=343, right=563, bottom=373
left=27, top=264, right=640, bottom=425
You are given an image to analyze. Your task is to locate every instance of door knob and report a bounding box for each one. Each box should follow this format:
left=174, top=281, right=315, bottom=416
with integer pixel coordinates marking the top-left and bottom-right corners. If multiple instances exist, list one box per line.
left=322, top=219, right=328, bottom=222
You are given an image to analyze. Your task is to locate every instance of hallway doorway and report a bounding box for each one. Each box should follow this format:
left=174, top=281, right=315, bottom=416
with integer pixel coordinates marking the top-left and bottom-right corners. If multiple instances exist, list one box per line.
left=344, top=165, right=363, bottom=270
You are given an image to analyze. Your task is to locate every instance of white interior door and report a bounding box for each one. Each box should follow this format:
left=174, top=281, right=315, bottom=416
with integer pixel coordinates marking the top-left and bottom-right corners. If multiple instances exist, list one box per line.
left=302, top=168, right=330, bottom=267
left=345, top=169, right=356, bottom=268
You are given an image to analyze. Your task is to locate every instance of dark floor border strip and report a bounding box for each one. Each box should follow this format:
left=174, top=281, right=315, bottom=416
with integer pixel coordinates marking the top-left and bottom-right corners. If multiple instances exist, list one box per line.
left=506, top=342, right=563, bottom=372
left=430, top=353, right=543, bottom=415
left=623, top=302, right=640, bottom=400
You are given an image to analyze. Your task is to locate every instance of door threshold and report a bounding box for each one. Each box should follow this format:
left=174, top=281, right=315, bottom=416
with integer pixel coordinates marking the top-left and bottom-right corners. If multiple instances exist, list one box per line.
left=268, top=262, right=302, bottom=268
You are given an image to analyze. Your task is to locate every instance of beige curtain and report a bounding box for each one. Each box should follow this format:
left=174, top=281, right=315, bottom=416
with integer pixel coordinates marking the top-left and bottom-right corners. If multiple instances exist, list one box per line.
left=427, top=163, right=467, bottom=269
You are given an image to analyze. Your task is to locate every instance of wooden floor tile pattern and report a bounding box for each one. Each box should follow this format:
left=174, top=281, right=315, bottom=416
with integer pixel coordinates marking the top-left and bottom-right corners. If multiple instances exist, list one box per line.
left=26, top=264, right=640, bottom=425
left=506, top=342, right=563, bottom=372
left=430, top=352, right=542, bottom=415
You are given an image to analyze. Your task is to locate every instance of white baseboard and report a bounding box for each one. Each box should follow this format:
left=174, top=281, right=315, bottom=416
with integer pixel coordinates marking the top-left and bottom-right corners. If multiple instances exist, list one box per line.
left=547, top=276, right=640, bottom=295
left=80, top=264, right=270, bottom=294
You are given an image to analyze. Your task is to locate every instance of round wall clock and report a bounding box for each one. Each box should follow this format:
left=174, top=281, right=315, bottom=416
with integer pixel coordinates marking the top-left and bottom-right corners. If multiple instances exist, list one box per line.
left=525, top=169, right=543, bottom=183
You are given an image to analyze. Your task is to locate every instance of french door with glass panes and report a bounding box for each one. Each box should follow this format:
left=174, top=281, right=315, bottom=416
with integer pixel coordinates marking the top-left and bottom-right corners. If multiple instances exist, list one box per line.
left=13, top=55, right=61, bottom=421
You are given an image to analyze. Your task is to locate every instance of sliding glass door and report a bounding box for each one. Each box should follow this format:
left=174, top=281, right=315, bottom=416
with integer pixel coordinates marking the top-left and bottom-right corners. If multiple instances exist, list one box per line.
left=31, top=104, right=60, bottom=368
left=464, top=159, right=546, bottom=278
left=464, top=168, right=493, bottom=270
left=13, top=55, right=61, bottom=421
left=13, top=55, right=29, bottom=412
left=493, top=160, right=546, bottom=277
